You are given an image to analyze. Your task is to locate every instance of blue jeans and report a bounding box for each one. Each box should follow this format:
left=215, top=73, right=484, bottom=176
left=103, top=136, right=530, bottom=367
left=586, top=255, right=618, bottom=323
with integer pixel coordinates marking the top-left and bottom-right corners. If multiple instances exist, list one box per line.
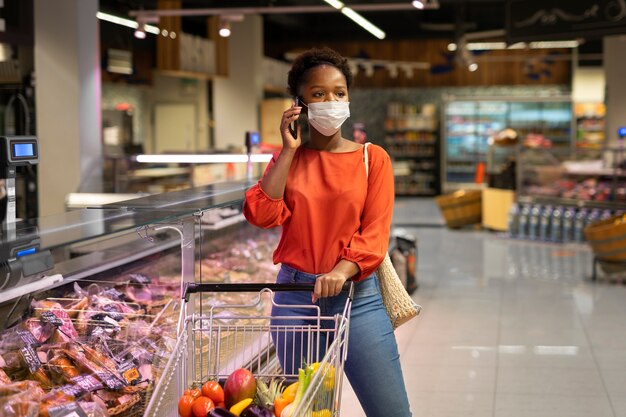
left=270, top=264, right=412, bottom=417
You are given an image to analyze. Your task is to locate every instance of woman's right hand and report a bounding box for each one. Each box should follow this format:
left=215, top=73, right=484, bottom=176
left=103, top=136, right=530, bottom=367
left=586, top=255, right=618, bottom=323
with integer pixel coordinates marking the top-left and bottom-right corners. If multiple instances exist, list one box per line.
left=280, top=102, right=302, bottom=150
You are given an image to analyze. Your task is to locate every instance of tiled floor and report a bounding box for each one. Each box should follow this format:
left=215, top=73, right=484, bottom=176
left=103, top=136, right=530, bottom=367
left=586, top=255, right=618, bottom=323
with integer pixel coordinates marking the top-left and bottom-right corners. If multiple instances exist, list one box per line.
left=340, top=198, right=626, bottom=417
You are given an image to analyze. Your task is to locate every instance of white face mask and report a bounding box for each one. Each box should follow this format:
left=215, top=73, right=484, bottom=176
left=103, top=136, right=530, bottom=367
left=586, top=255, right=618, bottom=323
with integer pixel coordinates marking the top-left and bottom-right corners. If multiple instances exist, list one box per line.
left=305, top=101, right=350, bottom=136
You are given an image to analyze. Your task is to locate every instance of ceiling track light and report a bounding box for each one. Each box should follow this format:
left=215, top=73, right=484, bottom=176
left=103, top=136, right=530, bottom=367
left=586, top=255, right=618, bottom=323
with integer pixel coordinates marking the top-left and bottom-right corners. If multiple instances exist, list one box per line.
left=323, top=0, right=386, bottom=39
left=218, top=19, right=231, bottom=37
left=411, top=0, right=439, bottom=10
left=97, top=12, right=161, bottom=38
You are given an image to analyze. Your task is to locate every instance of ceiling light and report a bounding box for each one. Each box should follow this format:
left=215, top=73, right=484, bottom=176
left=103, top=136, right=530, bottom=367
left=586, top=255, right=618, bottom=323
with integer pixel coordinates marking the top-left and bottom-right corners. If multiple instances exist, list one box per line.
left=412, top=0, right=439, bottom=9
left=324, top=0, right=345, bottom=9
left=136, top=154, right=273, bottom=164
left=401, top=65, right=414, bottom=78
left=144, top=24, right=160, bottom=35
left=341, top=7, right=385, bottom=39
left=447, top=43, right=457, bottom=51
left=387, top=64, right=398, bottom=78
left=218, top=20, right=231, bottom=37
left=97, top=12, right=160, bottom=36
left=161, top=29, right=168, bottom=37
left=468, top=63, right=478, bottom=72
left=529, top=40, right=579, bottom=49
left=134, top=25, right=146, bottom=39
left=461, top=40, right=580, bottom=51
left=170, top=31, right=177, bottom=39
left=466, top=42, right=507, bottom=51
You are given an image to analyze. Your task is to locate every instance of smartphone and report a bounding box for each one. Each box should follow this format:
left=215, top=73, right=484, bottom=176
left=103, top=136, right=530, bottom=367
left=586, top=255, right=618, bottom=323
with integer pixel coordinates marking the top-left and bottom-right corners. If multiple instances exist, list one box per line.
left=288, top=97, right=299, bottom=139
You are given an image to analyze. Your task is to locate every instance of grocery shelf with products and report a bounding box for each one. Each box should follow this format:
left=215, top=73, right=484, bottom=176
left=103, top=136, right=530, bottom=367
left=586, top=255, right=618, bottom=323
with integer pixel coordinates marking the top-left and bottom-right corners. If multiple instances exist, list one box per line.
left=443, top=96, right=572, bottom=190
left=385, top=102, right=441, bottom=196
left=575, top=102, right=606, bottom=158
left=0, top=181, right=282, bottom=417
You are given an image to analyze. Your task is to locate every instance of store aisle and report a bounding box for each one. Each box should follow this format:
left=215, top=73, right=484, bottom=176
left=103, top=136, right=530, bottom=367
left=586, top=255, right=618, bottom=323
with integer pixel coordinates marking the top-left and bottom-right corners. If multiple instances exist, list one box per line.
left=340, top=201, right=626, bottom=417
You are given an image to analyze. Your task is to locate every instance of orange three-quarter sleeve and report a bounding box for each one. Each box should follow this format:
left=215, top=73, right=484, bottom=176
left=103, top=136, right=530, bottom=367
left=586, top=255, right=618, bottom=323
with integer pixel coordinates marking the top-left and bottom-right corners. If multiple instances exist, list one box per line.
left=342, top=145, right=394, bottom=280
left=243, top=144, right=394, bottom=282
left=243, top=153, right=292, bottom=229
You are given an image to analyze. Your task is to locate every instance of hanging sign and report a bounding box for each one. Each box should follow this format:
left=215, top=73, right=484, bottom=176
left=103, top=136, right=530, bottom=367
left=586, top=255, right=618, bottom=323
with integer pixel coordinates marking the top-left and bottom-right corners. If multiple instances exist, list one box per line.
left=506, top=0, right=626, bottom=43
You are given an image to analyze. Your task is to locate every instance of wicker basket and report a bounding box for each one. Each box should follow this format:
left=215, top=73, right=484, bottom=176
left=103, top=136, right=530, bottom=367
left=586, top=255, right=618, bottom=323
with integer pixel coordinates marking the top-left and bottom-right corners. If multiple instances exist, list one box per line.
left=584, top=215, right=626, bottom=274
left=435, top=190, right=482, bottom=229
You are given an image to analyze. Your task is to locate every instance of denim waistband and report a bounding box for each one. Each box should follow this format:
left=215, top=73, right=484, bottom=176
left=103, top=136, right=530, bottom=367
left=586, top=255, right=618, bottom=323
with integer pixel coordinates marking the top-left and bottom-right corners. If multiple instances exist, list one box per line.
left=279, top=264, right=320, bottom=280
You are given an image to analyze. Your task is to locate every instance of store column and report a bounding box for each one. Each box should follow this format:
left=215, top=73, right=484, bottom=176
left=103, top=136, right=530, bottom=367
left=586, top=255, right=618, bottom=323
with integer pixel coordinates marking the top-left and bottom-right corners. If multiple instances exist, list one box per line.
left=604, top=35, right=626, bottom=147
left=213, top=15, right=264, bottom=150
left=34, top=0, right=101, bottom=216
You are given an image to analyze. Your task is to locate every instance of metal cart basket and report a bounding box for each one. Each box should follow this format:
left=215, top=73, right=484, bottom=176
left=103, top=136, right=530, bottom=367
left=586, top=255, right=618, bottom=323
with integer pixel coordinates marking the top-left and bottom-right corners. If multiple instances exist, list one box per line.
left=147, top=282, right=354, bottom=417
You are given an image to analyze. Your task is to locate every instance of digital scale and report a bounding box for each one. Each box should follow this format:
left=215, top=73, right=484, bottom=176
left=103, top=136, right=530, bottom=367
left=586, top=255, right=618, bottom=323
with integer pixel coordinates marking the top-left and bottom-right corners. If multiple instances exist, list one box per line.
left=0, top=136, right=55, bottom=309
left=0, top=135, right=39, bottom=235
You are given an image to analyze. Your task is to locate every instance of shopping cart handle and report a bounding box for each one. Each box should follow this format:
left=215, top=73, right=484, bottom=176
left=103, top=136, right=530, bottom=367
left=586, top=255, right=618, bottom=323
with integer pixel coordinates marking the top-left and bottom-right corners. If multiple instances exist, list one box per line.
left=182, top=282, right=354, bottom=302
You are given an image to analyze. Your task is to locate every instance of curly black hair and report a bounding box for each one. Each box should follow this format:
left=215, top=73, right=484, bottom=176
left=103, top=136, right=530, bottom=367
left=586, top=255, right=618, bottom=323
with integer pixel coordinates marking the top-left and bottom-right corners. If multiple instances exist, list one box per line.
left=287, top=47, right=353, bottom=97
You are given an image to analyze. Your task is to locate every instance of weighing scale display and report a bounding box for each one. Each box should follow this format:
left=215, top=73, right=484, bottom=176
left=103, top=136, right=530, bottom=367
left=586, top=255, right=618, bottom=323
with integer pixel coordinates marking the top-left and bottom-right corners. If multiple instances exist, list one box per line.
left=12, top=143, right=35, bottom=158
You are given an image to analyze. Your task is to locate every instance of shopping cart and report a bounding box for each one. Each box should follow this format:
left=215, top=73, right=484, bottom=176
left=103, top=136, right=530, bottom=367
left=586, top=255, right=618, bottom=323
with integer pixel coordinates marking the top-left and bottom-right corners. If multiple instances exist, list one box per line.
left=147, top=282, right=354, bottom=417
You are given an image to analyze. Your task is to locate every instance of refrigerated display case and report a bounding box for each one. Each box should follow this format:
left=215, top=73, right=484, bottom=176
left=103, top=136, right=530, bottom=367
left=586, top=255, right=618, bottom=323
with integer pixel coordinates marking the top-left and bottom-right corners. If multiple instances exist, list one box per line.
left=518, top=147, right=626, bottom=204
left=443, top=96, right=572, bottom=191
left=0, top=181, right=281, bottom=417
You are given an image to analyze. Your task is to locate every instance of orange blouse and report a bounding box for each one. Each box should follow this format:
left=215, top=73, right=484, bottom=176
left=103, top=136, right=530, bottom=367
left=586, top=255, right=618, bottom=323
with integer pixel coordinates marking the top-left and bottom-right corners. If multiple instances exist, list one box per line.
left=243, top=144, right=394, bottom=282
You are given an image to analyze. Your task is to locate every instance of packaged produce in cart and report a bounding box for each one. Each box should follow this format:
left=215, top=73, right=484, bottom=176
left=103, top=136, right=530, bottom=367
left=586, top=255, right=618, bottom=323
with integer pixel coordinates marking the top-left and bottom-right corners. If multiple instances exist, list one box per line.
left=150, top=283, right=354, bottom=417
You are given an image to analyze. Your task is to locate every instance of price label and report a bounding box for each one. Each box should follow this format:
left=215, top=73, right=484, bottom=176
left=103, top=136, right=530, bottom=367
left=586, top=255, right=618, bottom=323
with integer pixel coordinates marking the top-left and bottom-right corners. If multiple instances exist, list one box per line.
left=49, top=402, right=88, bottom=417
left=102, top=305, right=124, bottom=322
left=96, top=371, right=125, bottom=390
left=102, top=288, right=124, bottom=300
left=118, top=361, right=141, bottom=385
left=41, top=311, right=63, bottom=327
left=20, top=345, right=41, bottom=373
left=102, top=316, right=121, bottom=329
left=129, top=274, right=151, bottom=284
left=71, top=375, right=103, bottom=393
left=59, top=384, right=84, bottom=397
left=17, top=330, right=39, bottom=346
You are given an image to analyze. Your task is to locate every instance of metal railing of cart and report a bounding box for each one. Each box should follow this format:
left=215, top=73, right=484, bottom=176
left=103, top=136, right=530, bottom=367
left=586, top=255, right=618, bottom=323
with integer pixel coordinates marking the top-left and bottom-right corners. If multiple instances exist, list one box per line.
left=146, top=282, right=354, bottom=417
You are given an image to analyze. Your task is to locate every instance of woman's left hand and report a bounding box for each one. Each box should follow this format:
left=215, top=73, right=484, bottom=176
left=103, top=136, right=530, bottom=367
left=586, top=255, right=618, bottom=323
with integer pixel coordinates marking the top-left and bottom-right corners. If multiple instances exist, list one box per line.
left=313, top=271, right=349, bottom=302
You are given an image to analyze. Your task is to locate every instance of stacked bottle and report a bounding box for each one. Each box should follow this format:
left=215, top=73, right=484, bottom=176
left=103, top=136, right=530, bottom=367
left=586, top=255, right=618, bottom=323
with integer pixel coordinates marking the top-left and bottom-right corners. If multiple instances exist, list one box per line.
left=507, top=203, right=621, bottom=243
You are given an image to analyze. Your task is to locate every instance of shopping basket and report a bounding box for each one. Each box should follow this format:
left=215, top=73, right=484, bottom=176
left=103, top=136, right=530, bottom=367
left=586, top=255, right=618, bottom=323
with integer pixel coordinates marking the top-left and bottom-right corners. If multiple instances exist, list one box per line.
left=147, top=282, right=354, bottom=417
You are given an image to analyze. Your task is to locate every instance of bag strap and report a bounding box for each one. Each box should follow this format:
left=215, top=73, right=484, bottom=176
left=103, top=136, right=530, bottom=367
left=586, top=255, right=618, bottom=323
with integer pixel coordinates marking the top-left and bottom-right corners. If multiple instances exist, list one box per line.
left=364, top=142, right=371, bottom=178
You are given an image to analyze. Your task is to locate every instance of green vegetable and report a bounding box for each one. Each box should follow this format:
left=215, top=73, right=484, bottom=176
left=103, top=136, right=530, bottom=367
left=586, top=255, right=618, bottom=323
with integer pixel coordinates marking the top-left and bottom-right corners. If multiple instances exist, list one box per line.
left=280, top=365, right=313, bottom=417
left=255, top=378, right=284, bottom=410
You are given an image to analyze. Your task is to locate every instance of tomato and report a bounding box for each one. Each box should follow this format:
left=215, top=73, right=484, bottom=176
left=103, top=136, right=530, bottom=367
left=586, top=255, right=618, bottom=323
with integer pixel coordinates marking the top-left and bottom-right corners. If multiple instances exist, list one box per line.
left=188, top=388, right=202, bottom=399
left=178, top=394, right=195, bottom=417
left=191, top=396, right=215, bottom=417
left=202, top=381, right=225, bottom=404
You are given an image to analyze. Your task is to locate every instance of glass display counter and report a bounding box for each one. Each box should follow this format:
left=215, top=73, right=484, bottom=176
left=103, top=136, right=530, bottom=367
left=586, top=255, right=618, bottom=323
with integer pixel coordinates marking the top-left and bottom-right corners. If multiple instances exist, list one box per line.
left=0, top=180, right=281, bottom=417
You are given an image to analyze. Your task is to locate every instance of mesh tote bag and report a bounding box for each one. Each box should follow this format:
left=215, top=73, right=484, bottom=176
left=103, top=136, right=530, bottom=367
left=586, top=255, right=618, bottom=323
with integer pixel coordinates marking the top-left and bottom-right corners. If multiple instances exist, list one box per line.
left=364, top=143, right=421, bottom=329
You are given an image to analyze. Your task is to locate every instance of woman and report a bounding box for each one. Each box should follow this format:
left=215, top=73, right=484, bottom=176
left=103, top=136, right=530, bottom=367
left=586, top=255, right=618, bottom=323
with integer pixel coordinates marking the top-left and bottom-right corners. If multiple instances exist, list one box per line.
left=243, top=47, right=412, bottom=417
